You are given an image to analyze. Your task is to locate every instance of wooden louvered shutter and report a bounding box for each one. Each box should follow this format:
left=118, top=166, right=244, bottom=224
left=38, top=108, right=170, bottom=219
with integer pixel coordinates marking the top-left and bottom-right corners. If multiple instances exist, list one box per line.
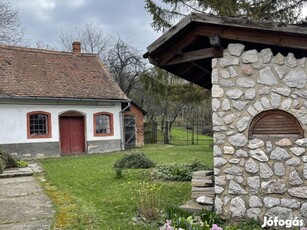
left=249, top=110, right=303, bottom=138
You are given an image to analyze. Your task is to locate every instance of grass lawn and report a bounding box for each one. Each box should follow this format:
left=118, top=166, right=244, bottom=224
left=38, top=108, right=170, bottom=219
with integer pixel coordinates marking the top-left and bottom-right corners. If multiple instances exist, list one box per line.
left=170, top=127, right=212, bottom=145
left=39, top=143, right=213, bottom=229
left=156, top=126, right=212, bottom=146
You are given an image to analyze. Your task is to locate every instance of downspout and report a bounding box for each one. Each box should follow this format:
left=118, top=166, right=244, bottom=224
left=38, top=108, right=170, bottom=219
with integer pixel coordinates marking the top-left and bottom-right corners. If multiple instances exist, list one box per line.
left=119, top=99, right=131, bottom=150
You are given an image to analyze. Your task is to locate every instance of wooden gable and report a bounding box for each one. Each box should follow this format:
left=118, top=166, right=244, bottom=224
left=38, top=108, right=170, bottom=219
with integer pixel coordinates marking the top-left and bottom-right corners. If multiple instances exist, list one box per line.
left=144, top=13, right=307, bottom=89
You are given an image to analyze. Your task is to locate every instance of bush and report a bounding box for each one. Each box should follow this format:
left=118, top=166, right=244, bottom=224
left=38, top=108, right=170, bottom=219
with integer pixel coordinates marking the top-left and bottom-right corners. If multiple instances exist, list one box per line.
left=0, top=149, right=18, bottom=174
left=235, top=218, right=262, bottom=230
left=114, top=167, right=123, bottom=179
left=200, top=209, right=224, bottom=227
left=131, top=182, right=161, bottom=221
left=152, top=161, right=208, bottom=181
left=161, top=206, right=261, bottom=230
left=17, top=160, right=28, bottom=168
left=114, top=152, right=156, bottom=169
left=161, top=207, right=223, bottom=230
left=164, top=204, right=193, bottom=220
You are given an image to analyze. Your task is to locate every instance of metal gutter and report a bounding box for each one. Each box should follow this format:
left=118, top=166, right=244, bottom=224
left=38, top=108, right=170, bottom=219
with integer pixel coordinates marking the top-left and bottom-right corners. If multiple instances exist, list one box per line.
left=0, top=96, right=129, bottom=107
left=0, top=95, right=128, bottom=103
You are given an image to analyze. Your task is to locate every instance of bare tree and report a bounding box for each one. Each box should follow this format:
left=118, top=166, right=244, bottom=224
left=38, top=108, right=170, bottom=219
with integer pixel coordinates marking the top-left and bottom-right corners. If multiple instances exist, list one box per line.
left=105, top=37, right=146, bottom=97
left=35, top=40, right=56, bottom=50
left=59, top=20, right=111, bottom=55
left=59, top=22, right=146, bottom=97
left=0, top=0, right=24, bottom=44
left=139, top=67, right=210, bottom=126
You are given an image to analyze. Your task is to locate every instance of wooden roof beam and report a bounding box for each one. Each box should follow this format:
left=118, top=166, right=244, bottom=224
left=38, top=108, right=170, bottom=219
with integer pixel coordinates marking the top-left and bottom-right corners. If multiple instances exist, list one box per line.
left=148, top=56, right=158, bottom=66
left=191, top=61, right=211, bottom=74
left=171, top=63, right=194, bottom=76
left=183, top=71, right=212, bottom=88
left=165, top=47, right=223, bottom=66
left=157, top=31, right=199, bottom=66
left=194, top=25, right=307, bottom=51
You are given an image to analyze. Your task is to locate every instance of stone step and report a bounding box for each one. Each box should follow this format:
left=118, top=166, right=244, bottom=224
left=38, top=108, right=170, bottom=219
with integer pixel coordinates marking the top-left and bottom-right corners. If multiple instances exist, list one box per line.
left=0, top=168, right=33, bottom=178
left=192, top=170, right=213, bottom=179
left=191, top=186, right=215, bottom=199
left=192, top=192, right=215, bottom=199
left=196, top=196, right=214, bottom=205
left=192, top=178, right=214, bottom=187
left=180, top=199, right=213, bottom=214
left=192, top=186, right=215, bottom=192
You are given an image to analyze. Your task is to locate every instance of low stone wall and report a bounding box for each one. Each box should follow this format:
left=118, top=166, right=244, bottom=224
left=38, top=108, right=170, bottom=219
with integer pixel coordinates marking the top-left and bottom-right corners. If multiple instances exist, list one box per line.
left=212, top=43, right=307, bottom=224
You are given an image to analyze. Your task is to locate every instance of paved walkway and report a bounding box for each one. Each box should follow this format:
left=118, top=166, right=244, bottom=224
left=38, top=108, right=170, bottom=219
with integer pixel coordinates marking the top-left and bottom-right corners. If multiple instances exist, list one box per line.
left=0, top=163, right=55, bottom=230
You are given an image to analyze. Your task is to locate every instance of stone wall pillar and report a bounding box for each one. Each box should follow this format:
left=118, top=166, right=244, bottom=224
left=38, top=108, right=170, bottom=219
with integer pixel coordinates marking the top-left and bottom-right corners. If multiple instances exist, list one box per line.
left=212, top=43, right=307, bottom=225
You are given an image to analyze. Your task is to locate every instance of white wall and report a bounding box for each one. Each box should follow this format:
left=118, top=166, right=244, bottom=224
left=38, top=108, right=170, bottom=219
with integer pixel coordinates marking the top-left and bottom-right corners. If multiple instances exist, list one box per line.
left=0, top=103, right=122, bottom=144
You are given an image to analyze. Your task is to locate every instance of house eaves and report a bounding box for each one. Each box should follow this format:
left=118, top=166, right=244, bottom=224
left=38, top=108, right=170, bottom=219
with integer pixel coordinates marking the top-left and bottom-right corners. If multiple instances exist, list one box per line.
left=144, top=13, right=307, bottom=89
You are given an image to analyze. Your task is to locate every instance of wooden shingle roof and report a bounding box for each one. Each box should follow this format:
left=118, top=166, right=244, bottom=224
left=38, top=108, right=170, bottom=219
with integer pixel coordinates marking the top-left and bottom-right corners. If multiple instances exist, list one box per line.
left=0, top=45, right=127, bottom=100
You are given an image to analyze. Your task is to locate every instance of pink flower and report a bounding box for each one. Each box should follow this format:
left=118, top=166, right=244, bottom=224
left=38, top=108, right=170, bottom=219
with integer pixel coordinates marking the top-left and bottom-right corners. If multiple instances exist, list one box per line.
left=160, top=220, right=174, bottom=230
left=211, top=224, right=223, bottom=230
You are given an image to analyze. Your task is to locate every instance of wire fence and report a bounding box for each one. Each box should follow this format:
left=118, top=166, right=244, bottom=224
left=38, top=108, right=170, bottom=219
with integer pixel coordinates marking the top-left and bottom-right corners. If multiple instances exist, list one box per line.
left=144, top=120, right=213, bottom=146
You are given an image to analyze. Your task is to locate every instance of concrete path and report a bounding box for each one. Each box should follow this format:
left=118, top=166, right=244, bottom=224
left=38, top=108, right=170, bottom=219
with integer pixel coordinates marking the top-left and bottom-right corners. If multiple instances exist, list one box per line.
left=0, top=164, right=55, bottom=230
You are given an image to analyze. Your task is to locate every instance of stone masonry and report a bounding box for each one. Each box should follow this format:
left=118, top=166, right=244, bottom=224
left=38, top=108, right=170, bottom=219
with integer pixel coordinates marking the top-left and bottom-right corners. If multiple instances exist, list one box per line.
left=180, top=170, right=214, bottom=213
left=212, top=43, right=307, bottom=224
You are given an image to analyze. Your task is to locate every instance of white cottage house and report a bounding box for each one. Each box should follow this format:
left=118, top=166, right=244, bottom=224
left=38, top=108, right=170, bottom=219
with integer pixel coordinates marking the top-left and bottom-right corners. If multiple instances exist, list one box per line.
left=0, top=42, right=128, bottom=159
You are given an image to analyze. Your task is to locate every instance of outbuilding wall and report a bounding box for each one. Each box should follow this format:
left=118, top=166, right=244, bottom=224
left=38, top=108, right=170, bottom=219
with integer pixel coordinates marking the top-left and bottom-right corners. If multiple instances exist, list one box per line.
left=212, top=43, right=307, bottom=225
left=123, top=103, right=145, bottom=147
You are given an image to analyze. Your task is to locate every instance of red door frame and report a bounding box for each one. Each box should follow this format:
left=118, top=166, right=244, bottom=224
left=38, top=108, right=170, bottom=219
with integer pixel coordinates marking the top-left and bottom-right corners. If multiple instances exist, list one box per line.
left=59, top=112, right=86, bottom=155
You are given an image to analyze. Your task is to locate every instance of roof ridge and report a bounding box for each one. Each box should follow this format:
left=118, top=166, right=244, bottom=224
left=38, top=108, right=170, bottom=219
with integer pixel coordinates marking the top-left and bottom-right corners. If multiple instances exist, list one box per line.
left=0, top=44, right=98, bottom=57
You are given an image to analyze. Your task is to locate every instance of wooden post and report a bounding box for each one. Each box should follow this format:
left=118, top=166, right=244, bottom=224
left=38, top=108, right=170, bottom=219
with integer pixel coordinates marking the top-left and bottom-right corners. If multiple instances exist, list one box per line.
left=152, top=121, right=157, bottom=143
left=164, top=120, right=170, bottom=144
left=192, top=120, right=195, bottom=145
left=186, top=121, right=189, bottom=146
left=196, top=120, right=199, bottom=145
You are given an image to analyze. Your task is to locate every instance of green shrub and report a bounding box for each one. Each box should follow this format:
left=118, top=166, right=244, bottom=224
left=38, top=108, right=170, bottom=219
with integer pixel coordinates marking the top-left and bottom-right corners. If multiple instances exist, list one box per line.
left=7, top=155, right=18, bottom=168
left=152, top=161, right=208, bottom=181
left=200, top=209, right=224, bottom=227
left=0, top=149, right=18, bottom=174
left=236, top=218, right=262, bottom=230
left=162, top=207, right=226, bottom=230
left=114, top=152, right=155, bottom=169
left=164, top=204, right=193, bottom=220
left=114, top=168, right=123, bottom=179
left=131, top=182, right=161, bottom=220
left=17, top=160, right=28, bottom=168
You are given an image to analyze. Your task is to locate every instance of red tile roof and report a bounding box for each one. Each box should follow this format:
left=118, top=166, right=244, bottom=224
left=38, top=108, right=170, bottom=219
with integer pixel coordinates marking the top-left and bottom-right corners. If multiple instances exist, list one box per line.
left=0, top=45, right=127, bottom=100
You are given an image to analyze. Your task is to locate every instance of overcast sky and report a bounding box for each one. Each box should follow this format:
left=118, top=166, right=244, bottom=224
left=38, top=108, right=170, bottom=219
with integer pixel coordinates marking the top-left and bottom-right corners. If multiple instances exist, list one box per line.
left=11, top=0, right=163, bottom=52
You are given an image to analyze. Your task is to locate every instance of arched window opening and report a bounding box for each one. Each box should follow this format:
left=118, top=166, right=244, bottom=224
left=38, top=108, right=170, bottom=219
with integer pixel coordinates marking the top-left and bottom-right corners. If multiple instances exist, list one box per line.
left=249, top=109, right=303, bottom=138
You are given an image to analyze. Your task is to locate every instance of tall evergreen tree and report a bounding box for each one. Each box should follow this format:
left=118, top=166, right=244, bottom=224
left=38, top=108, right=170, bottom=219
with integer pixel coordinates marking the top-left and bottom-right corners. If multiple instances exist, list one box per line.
left=145, top=0, right=307, bottom=31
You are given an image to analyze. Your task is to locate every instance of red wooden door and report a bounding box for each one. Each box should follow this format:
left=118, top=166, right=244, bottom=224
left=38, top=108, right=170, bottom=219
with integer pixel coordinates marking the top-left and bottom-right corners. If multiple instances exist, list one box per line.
left=60, top=117, right=85, bottom=154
